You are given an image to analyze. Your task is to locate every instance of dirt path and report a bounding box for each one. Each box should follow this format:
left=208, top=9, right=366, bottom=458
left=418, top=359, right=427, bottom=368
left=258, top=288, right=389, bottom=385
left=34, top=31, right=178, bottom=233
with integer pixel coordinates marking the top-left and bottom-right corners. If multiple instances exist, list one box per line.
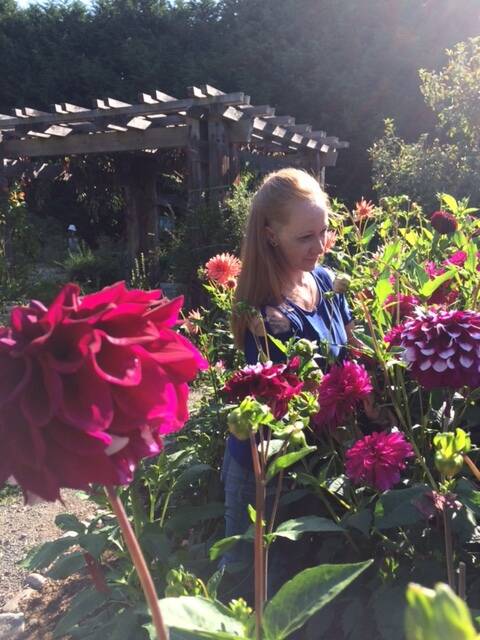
left=0, top=489, right=96, bottom=609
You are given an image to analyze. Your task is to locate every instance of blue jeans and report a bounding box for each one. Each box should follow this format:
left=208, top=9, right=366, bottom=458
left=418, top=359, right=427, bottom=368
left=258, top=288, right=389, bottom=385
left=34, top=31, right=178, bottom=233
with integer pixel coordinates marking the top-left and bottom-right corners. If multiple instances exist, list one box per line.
left=221, top=448, right=290, bottom=600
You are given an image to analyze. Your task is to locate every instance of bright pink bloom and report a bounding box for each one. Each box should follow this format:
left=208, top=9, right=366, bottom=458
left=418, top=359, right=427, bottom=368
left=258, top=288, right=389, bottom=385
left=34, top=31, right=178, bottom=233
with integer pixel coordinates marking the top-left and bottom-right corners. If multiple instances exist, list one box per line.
left=0, top=282, right=207, bottom=501
left=423, top=261, right=457, bottom=306
left=384, top=293, right=418, bottom=319
left=224, top=360, right=303, bottom=419
left=401, top=308, right=480, bottom=390
left=204, top=253, right=241, bottom=285
left=312, top=360, right=372, bottom=431
left=444, top=251, right=467, bottom=268
left=430, top=210, right=458, bottom=234
left=346, top=431, right=414, bottom=491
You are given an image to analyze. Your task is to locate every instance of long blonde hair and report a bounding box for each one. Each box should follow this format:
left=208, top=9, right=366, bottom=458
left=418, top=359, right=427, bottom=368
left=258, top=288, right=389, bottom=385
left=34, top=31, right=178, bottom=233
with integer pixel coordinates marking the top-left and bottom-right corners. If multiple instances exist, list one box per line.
left=232, top=168, right=330, bottom=348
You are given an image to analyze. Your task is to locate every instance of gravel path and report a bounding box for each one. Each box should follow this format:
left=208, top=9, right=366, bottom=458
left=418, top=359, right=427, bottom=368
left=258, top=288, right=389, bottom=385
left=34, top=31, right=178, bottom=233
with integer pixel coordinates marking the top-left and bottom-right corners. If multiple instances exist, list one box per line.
left=0, top=489, right=96, bottom=608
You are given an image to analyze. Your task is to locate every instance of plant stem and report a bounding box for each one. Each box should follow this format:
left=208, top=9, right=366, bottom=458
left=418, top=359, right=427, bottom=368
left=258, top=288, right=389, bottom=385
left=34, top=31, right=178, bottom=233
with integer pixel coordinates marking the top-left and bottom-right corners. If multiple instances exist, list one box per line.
left=250, top=434, right=266, bottom=640
left=464, top=455, right=480, bottom=482
left=458, top=562, right=467, bottom=601
left=105, top=485, right=169, bottom=640
left=443, top=506, right=456, bottom=592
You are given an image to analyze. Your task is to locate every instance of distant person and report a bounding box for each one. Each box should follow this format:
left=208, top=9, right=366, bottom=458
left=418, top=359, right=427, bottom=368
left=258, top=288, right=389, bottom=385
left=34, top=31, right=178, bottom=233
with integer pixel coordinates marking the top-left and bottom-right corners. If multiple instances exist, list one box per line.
left=67, top=224, right=80, bottom=253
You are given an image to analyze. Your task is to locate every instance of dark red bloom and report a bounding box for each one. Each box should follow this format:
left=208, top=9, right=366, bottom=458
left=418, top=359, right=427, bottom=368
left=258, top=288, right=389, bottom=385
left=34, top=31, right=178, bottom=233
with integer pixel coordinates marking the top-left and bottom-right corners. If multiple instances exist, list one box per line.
left=430, top=210, right=458, bottom=234
left=384, top=294, right=419, bottom=319
left=346, top=430, right=414, bottom=491
left=224, top=360, right=303, bottom=419
left=0, top=282, right=207, bottom=501
left=312, top=360, right=372, bottom=431
left=384, top=324, right=404, bottom=347
left=401, top=308, right=480, bottom=390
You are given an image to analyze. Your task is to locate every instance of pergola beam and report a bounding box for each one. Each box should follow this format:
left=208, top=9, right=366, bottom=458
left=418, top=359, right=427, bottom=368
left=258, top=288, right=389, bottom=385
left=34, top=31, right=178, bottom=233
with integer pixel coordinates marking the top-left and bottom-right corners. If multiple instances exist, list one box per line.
left=1, top=126, right=188, bottom=157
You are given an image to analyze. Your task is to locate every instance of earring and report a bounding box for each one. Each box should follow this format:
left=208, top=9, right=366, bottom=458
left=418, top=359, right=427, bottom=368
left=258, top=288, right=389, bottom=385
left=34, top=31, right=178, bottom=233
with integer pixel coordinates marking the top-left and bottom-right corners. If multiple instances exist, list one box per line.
left=270, top=240, right=277, bottom=247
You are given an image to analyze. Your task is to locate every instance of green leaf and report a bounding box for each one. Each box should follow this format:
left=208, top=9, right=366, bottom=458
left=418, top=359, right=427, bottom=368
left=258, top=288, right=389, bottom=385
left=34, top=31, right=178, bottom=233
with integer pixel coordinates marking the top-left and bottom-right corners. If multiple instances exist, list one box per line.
left=165, top=502, right=224, bottom=532
left=342, top=509, right=372, bottom=537
left=209, top=529, right=254, bottom=561
left=375, top=277, right=394, bottom=306
left=455, top=478, right=480, bottom=517
left=21, top=534, right=78, bottom=571
left=157, top=596, right=248, bottom=639
left=419, top=269, right=455, bottom=298
left=266, top=334, right=288, bottom=354
left=53, top=588, right=107, bottom=638
left=174, top=464, right=214, bottom=491
left=206, top=567, right=225, bottom=600
left=274, top=515, right=344, bottom=541
left=139, top=528, right=172, bottom=562
left=374, top=485, right=430, bottom=530
left=55, top=513, right=86, bottom=535
left=266, top=446, right=316, bottom=481
left=78, top=533, right=108, bottom=559
left=48, top=551, right=86, bottom=580
left=439, top=193, right=458, bottom=214
left=262, top=560, right=373, bottom=640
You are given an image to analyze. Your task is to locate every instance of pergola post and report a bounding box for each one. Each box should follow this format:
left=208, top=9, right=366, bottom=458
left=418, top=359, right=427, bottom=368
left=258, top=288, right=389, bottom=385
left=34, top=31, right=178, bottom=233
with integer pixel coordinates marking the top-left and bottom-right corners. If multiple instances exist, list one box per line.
left=120, top=155, right=159, bottom=264
left=186, top=108, right=208, bottom=211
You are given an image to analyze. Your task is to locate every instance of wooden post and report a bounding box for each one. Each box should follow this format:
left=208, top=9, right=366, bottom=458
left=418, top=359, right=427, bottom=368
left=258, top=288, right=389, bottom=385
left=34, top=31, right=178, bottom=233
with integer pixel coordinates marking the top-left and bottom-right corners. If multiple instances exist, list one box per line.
left=120, top=155, right=159, bottom=265
left=186, top=108, right=208, bottom=211
left=206, top=106, right=231, bottom=207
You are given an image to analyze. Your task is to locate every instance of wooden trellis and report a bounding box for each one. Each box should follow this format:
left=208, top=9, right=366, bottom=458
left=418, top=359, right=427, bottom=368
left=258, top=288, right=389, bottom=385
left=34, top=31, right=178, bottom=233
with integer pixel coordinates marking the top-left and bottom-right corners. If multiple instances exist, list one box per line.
left=0, top=84, right=348, bottom=259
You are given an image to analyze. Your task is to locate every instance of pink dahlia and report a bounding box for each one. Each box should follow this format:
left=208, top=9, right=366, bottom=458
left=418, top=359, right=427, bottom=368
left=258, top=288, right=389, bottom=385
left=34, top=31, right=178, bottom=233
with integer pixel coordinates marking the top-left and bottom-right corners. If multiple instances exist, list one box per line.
left=384, top=293, right=419, bottom=319
left=0, top=282, right=207, bottom=501
left=401, top=308, right=480, bottom=390
left=204, top=253, right=241, bottom=285
left=224, top=360, right=303, bottom=419
left=444, top=251, right=467, bottom=268
left=430, top=210, right=458, bottom=234
left=346, top=431, right=414, bottom=491
left=312, top=360, right=372, bottom=431
left=354, top=198, right=375, bottom=222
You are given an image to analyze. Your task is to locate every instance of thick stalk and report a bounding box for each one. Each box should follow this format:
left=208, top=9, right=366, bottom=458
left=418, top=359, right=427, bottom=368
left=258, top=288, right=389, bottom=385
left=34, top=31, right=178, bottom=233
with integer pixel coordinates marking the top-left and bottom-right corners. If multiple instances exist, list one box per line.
left=443, top=506, right=456, bottom=592
left=458, top=562, right=466, bottom=601
left=105, top=485, right=169, bottom=640
left=250, top=435, right=266, bottom=640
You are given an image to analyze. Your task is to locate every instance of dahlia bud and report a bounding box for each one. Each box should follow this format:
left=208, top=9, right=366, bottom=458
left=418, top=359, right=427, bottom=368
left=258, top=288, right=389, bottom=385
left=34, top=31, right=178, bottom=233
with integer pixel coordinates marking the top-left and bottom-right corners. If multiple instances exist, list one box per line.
left=433, top=428, right=471, bottom=479
left=289, top=427, right=307, bottom=449
left=227, top=396, right=273, bottom=440
left=430, top=210, right=458, bottom=235
left=304, top=367, right=324, bottom=387
left=165, top=566, right=203, bottom=597
left=333, top=273, right=351, bottom=294
left=292, top=338, right=316, bottom=360
left=229, top=598, right=253, bottom=625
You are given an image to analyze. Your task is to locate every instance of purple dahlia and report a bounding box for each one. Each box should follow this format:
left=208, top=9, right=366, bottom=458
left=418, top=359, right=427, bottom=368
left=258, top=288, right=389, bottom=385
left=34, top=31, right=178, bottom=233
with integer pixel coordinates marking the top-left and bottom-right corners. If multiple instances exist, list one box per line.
left=401, top=309, right=480, bottom=389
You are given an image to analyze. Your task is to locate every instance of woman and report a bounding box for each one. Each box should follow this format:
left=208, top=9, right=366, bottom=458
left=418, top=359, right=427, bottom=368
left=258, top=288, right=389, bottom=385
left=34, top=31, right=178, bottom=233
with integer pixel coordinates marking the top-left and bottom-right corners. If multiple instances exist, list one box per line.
left=222, top=168, right=359, bottom=594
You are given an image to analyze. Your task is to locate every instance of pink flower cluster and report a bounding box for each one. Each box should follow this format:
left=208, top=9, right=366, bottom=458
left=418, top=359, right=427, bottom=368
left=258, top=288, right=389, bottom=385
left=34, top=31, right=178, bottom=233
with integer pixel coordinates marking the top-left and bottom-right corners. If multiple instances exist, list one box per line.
left=346, top=431, right=414, bottom=491
left=0, top=282, right=206, bottom=501
left=313, top=360, right=372, bottom=431
left=224, top=360, right=303, bottom=419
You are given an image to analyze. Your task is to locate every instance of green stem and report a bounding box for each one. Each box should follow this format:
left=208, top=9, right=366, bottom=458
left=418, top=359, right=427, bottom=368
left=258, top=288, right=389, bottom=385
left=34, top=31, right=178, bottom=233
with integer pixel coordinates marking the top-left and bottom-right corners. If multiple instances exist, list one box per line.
left=250, top=434, right=266, bottom=640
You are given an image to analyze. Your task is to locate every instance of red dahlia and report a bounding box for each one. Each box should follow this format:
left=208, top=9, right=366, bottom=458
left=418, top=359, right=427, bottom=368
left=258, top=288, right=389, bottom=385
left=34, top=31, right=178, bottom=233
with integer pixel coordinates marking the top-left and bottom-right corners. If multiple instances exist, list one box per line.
left=0, top=282, right=207, bottom=501
left=312, top=360, right=372, bottom=431
left=346, top=430, right=414, bottom=491
left=401, top=308, right=480, bottom=389
left=430, top=210, right=458, bottom=234
left=224, top=360, right=303, bottom=419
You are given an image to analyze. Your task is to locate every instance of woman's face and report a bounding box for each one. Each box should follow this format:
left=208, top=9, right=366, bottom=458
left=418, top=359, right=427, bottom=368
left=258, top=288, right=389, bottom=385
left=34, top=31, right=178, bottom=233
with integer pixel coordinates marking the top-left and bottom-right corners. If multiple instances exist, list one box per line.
left=269, top=199, right=329, bottom=274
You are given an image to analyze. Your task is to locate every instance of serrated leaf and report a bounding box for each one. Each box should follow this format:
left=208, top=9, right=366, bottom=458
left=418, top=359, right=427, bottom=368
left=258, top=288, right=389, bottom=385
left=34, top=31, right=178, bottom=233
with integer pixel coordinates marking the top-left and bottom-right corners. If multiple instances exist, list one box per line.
left=419, top=269, right=455, bottom=298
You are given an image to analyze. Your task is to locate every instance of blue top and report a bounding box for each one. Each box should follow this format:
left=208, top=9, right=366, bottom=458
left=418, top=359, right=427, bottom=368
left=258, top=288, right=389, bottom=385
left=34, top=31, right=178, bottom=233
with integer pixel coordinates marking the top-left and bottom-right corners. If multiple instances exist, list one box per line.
left=228, top=266, right=353, bottom=467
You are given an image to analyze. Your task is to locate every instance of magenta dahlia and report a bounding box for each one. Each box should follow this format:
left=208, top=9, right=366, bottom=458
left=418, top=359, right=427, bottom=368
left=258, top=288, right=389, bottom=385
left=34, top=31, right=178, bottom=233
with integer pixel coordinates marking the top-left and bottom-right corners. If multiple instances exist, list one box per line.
left=0, top=282, right=207, bottom=501
left=423, top=261, right=458, bottom=306
left=444, top=251, right=467, bottom=268
left=312, top=360, right=372, bottom=431
left=401, top=308, right=480, bottom=389
left=224, top=360, right=303, bottom=419
left=346, top=431, right=414, bottom=491
left=384, top=324, right=404, bottom=347
left=384, top=293, right=419, bottom=319
left=430, top=210, right=458, bottom=234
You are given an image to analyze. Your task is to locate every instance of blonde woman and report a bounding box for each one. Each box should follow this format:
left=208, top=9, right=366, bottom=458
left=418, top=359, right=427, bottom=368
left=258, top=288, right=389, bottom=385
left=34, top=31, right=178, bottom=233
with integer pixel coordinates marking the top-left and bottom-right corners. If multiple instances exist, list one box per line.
left=222, top=169, right=358, bottom=592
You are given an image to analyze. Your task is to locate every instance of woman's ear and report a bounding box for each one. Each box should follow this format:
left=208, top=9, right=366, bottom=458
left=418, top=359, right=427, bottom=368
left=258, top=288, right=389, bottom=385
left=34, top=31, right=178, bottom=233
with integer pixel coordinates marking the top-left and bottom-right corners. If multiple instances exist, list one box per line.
left=265, top=225, right=278, bottom=247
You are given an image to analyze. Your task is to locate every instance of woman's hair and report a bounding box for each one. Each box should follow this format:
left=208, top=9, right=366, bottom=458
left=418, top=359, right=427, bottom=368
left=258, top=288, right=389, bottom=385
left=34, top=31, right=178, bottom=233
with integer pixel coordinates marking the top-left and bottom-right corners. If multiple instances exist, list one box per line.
left=232, top=168, right=330, bottom=348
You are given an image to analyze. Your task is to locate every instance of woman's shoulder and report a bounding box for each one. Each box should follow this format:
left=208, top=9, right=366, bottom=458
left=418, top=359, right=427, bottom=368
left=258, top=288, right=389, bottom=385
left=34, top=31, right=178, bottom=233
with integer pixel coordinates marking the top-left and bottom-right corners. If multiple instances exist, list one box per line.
left=247, top=301, right=296, bottom=337
left=313, top=264, right=336, bottom=288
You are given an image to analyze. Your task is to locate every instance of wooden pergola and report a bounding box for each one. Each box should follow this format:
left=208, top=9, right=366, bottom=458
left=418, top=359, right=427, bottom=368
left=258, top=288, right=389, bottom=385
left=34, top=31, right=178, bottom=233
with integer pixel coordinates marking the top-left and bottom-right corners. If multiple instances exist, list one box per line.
left=0, top=84, right=348, bottom=260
